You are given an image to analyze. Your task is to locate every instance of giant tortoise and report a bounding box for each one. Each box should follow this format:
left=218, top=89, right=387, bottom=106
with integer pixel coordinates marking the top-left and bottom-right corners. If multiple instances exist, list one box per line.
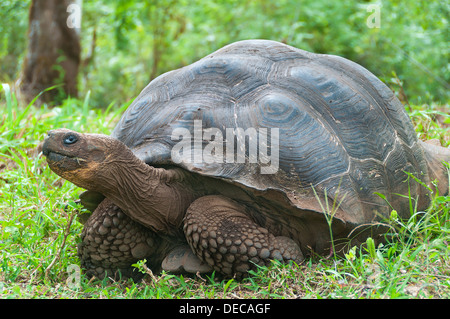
left=42, top=40, right=450, bottom=279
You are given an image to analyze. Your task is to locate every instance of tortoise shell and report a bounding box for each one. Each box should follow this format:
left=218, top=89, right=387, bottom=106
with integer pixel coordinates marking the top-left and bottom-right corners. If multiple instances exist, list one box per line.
left=111, top=39, right=434, bottom=228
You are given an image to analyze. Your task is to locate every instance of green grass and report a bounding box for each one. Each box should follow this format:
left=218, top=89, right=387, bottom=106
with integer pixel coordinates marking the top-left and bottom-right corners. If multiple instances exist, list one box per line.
left=0, top=84, right=449, bottom=299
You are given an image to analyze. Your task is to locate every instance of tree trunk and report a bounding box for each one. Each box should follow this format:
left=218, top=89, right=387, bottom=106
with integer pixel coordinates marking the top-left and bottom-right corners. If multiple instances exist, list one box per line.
left=18, top=0, right=81, bottom=105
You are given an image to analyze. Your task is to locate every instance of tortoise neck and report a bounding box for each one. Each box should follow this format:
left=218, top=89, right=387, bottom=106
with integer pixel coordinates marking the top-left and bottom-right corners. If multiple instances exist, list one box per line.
left=97, top=149, right=197, bottom=235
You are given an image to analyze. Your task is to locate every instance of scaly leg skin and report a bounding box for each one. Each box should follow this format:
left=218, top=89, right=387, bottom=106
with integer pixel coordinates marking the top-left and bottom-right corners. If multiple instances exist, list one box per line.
left=183, top=195, right=304, bottom=278
left=78, top=198, right=162, bottom=281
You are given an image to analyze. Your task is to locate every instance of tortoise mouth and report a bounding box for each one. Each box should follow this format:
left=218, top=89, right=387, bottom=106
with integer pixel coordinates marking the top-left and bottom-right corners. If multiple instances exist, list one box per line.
left=46, top=150, right=68, bottom=162
left=45, top=150, right=86, bottom=170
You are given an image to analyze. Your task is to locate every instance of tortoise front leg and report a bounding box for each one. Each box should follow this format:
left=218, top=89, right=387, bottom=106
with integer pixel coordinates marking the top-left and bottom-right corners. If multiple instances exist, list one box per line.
left=78, top=198, right=161, bottom=281
left=183, top=195, right=304, bottom=278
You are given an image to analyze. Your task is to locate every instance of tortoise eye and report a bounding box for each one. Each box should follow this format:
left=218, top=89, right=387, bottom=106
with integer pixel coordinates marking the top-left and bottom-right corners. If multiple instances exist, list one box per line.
left=63, top=134, right=78, bottom=145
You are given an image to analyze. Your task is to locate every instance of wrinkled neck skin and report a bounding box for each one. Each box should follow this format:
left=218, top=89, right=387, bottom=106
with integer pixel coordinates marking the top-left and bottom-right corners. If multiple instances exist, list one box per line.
left=93, top=148, right=201, bottom=236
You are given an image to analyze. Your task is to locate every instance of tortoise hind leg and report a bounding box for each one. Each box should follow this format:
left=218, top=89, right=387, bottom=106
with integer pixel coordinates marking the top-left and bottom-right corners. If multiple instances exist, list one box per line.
left=183, top=195, right=304, bottom=278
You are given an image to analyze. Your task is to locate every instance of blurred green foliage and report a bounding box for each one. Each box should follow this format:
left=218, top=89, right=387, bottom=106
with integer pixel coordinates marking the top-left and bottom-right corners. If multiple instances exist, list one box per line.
left=0, top=0, right=29, bottom=83
left=0, top=0, right=448, bottom=107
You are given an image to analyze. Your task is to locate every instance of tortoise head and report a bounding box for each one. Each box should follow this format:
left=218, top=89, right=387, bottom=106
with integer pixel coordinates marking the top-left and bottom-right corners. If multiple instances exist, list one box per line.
left=42, top=129, right=130, bottom=191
